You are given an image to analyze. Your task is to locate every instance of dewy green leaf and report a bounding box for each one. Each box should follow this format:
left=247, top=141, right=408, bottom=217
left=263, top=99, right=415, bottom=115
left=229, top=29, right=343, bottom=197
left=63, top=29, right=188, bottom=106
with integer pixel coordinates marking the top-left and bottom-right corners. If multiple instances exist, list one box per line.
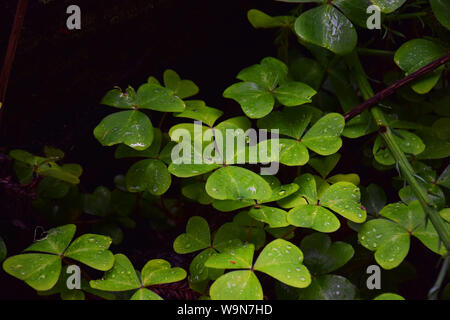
left=248, top=206, right=289, bottom=228
left=174, top=100, right=223, bottom=127
left=320, top=182, right=367, bottom=223
left=94, top=110, right=154, bottom=150
left=394, top=39, right=446, bottom=94
left=115, top=127, right=162, bottom=159
left=430, top=0, right=450, bottom=29
left=302, top=113, right=345, bottom=156
left=141, top=259, right=186, bottom=286
left=254, top=239, right=311, bottom=288
left=278, top=139, right=309, bottom=166
left=309, top=153, right=341, bottom=179
left=294, top=5, right=357, bottom=55
left=206, top=166, right=272, bottom=201
left=273, top=82, right=316, bottom=107
left=64, top=234, right=114, bottom=271
left=190, top=248, right=220, bottom=282
left=136, top=83, right=185, bottom=112
left=300, top=233, right=354, bottom=275
left=332, top=0, right=373, bottom=28
left=163, top=69, right=199, bottom=99
left=257, top=106, right=317, bottom=140
left=90, top=254, right=141, bottom=291
left=371, top=0, right=407, bottom=13
left=25, top=224, right=76, bottom=255
left=209, top=270, right=263, bottom=300
left=298, top=275, right=356, bottom=300
left=126, top=159, right=171, bottom=195
left=130, top=288, right=163, bottom=300
left=173, top=216, right=211, bottom=254
left=288, top=205, right=341, bottom=233
left=101, top=87, right=137, bottom=109
left=223, top=82, right=274, bottom=119
left=205, top=242, right=254, bottom=270
left=3, top=254, right=61, bottom=291
left=358, top=219, right=410, bottom=269
left=237, top=57, right=288, bottom=90
left=247, top=9, right=295, bottom=29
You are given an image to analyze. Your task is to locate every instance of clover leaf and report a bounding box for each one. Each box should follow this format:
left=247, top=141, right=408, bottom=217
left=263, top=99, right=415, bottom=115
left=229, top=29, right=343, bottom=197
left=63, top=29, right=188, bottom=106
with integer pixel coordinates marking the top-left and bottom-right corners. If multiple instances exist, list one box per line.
left=298, top=274, right=357, bottom=300
left=247, top=9, right=295, bottom=29
left=358, top=200, right=448, bottom=269
left=3, top=225, right=114, bottom=291
left=300, top=233, right=354, bottom=275
left=163, top=69, right=199, bottom=99
left=294, top=5, right=357, bottom=55
left=207, top=239, right=311, bottom=300
left=173, top=216, right=211, bottom=254
left=286, top=174, right=366, bottom=232
left=174, top=100, right=223, bottom=127
left=93, top=110, right=154, bottom=150
left=125, top=159, right=171, bottom=196
left=90, top=254, right=186, bottom=300
left=223, top=57, right=316, bottom=119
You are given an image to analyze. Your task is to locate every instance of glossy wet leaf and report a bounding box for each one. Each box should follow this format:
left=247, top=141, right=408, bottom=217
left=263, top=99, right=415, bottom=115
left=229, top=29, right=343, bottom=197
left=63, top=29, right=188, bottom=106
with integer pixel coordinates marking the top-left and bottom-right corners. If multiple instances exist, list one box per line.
left=90, top=254, right=140, bottom=291
left=175, top=100, right=223, bottom=127
left=223, top=82, right=274, bottom=119
left=205, top=242, right=254, bottom=270
left=115, top=127, right=162, bottom=159
left=320, top=182, right=367, bottom=223
left=25, top=224, right=76, bottom=255
left=190, top=248, right=219, bottom=282
left=298, top=275, right=356, bottom=300
left=205, top=166, right=272, bottom=201
left=136, top=83, right=185, bottom=112
left=209, top=270, right=263, bottom=300
left=332, top=0, right=373, bottom=28
left=302, top=113, right=345, bottom=156
left=212, top=199, right=255, bottom=212
left=64, top=234, right=114, bottom=271
left=288, top=205, right=341, bottom=233
left=359, top=219, right=410, bottom=269
left=294, top=5, right=357, bottom=55
left=94, top=110, right=154, bottom=150
left=182, top=182, right=214, bottom=205
left=130, top=288, right=163, bottom=300
left=237, top=57, right=288, bottom=90
left=261, top=183, right=300, bottom=203
left=300, top=233, right=354, bottom=275
left=141, top=259, right=186, bottom=286
left=430, top=0, right=450, bottom=29
left=278, top=139, right=309, bottom=166
left=163, top=69, right=199, bottom=99
left=394, top=39, right=446, bottom=94
left=374, top=293, right=405, bottom=300
left=173, top=216, right=211, bottom=254
left=273, top=82, right=316, bottom=107
left=254, top=239, right=311, bottom=288
left=168, top=163, right=220, bottom=178
left=3, top=254, right=61, bottom=291
left=126, top=159, right=171, bottom=195
left=373, top=131, right=425, bottom=165
left=249, top=206, right=289, bottom=228
left=247, top=9, right=295, bottom=29
left=309, top=153, right=341, bottom=178
left=257, top=106, right=317, bottom=139
left=101, top=87, right=137, bottom=109
left=371, top=0, right=407, bottom=13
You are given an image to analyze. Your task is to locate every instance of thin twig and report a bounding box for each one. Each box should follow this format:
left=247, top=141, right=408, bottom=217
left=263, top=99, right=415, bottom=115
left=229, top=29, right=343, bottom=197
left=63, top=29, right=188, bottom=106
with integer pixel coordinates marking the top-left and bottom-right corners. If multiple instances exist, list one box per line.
left=0, top=0, right=29, bottom=126
left=344, top=51, right=450, bottom=121
left=428, top=256, right=450, bottom=300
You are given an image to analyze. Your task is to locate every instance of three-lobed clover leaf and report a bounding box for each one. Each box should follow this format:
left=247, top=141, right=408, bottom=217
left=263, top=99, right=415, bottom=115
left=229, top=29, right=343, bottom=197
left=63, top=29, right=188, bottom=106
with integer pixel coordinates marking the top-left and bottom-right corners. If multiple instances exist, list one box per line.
left=125, top=159, right=171, bottom=196
left=207, top=239, right=311, bottom=300
left=163, top=69, right=199, bottom=99
left=173, top=216, right=211, bottom=254
left=90, top=254, right=186, bottom=300
left=285, top=174, right=366, bottom=232
left=223, top=57, right=316, bottom=119
left=358, top=200, right=448, bottom=269
left=3, top=225, right=114, bottom=291
left=258, top=110, right=345, bottom=166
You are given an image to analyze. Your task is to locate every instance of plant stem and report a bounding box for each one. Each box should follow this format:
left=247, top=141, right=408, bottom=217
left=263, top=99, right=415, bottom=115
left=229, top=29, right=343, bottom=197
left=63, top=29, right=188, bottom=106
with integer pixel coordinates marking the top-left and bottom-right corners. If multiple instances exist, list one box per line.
left=428, top=256, right=450, bottom=300
left=345, top=51, right=450, bottom=252
left=357, top=48, right=394, bottom=57
left=344, top=51, right=450, bottom=120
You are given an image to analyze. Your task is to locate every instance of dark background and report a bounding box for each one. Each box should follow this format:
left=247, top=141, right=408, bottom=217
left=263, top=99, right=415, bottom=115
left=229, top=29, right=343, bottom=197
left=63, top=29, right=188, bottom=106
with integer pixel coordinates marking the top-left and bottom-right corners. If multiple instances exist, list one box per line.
left=0, top=0, right=444, bottom=300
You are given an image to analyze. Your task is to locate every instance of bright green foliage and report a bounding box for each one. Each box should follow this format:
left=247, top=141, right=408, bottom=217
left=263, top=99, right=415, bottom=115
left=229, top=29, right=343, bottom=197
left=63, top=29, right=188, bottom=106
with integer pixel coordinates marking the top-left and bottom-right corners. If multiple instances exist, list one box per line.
left=223, top=57, right=316, bottom=118
left=358, top=201, right=448, bottom=269
left=173, top=216, right=211, bottom=254
left=3, top=225, right=114, bottom=291
left=90, top=254, right=186, bottom=300
left=247, top=9, right=295, bottom=29
left=374, top=293, right=405, bottom=300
